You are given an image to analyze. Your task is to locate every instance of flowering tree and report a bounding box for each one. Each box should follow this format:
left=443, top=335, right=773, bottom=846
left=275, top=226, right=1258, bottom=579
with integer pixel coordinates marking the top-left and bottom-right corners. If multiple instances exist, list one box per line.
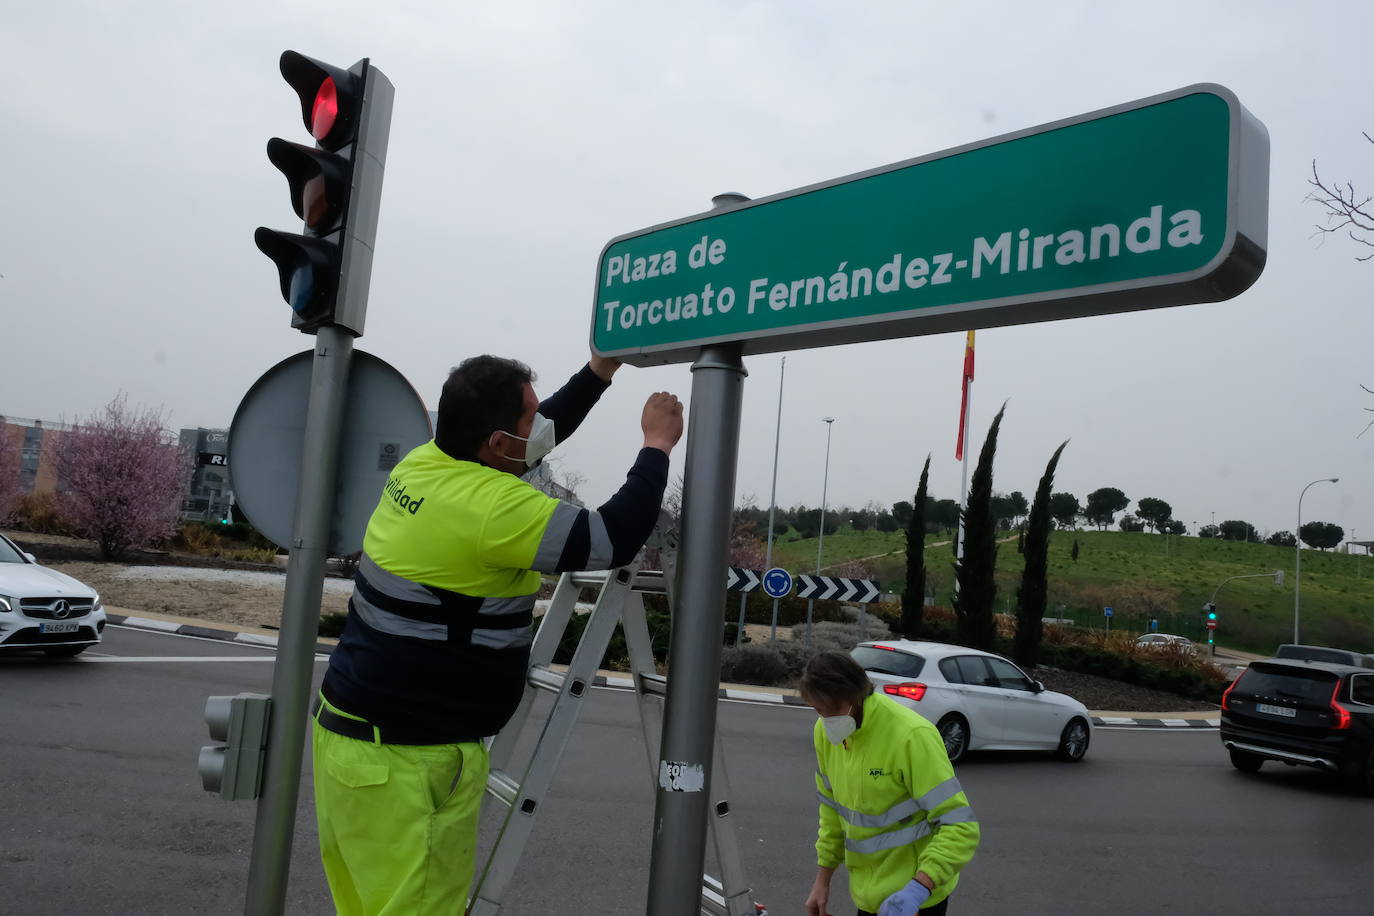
left=0, top=425, right=20, bottom=524
left=54, top=395, right=192, bottom=559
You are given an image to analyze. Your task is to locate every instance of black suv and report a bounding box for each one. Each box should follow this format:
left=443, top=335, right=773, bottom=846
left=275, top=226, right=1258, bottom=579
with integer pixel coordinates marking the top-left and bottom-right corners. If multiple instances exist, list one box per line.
left=1220, top=657, right=1374, bottom=794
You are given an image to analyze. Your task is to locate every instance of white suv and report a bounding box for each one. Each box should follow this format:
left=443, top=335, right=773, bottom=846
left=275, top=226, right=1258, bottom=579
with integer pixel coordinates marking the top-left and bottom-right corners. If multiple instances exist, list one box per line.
left=851, top=640, right=1092, bottom=764
left=0, top=533, right=106, bottom=657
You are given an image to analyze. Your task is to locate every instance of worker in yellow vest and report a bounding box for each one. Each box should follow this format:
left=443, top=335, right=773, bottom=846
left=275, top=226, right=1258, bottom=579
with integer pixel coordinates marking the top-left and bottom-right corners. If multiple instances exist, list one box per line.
left=801, top=652, right=980, bottom=916
left=311, top=352, right=682, bottom=915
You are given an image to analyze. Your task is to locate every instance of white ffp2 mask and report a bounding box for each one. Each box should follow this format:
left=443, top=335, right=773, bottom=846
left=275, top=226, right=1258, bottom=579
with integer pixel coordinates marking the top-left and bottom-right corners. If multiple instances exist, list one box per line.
left=821, top=714, right=857, bottom=745
left=497, top=412, right=556, bottom=469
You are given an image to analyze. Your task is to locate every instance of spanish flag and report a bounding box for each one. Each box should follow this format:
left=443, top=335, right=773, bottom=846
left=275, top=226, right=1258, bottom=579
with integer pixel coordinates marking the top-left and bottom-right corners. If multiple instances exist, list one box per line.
left=955, top=330, right=975, bottom=460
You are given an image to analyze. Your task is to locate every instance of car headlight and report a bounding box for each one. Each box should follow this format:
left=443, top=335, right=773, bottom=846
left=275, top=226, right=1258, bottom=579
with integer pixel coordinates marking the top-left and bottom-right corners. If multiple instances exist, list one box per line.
left=93, top=593, right=103, bottom=612
left=0, top=595, right=12, bottom=613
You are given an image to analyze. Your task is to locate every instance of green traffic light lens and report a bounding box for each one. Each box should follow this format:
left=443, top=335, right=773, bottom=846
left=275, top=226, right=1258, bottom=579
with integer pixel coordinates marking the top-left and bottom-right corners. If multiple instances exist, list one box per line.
left=288, top=265, right=316, bottom=315
left=311, top=78, right=338, bottom=142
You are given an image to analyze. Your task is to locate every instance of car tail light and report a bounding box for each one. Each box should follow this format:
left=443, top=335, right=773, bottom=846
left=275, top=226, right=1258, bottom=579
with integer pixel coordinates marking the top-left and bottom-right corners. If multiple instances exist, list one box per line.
left=883, top=682, right=927, bottom=701
left=1221, top=675, right=1243, bottom=711
left=1330, top=681, right=1352, bottom=730
left=872, top=644, right=897, bottom=651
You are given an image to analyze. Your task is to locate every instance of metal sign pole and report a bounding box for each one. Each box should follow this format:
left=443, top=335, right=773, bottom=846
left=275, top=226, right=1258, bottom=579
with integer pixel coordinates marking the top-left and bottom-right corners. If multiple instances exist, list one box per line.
left=244, top=327, right=354, bottom=915
left=646, top=338, right=747, bottom=914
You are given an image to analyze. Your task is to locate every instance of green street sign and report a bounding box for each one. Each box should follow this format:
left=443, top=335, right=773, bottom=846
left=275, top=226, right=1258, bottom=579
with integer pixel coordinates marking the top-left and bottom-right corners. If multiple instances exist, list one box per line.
left=591, top=84, right=1268, bottom=366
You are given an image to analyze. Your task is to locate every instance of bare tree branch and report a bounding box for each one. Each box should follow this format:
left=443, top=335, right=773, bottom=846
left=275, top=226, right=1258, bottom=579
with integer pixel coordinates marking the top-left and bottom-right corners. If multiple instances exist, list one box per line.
left=1309, top=132, right=1374, bottom=261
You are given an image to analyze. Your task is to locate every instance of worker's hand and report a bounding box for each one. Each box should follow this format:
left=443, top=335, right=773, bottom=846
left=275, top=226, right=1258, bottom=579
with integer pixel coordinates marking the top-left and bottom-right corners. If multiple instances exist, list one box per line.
left=877, top=879, right=930, bottom=916
left=589, top=354, right=621, bottom=382
left=803, top=878, right=832, bottom=916
left=641, top=392, right=683, bottom=454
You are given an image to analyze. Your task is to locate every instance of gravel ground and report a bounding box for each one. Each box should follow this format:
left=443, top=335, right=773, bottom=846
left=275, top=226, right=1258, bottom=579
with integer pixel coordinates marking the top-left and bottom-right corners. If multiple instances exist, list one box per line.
left=6, top=530, right=1219, bottom=710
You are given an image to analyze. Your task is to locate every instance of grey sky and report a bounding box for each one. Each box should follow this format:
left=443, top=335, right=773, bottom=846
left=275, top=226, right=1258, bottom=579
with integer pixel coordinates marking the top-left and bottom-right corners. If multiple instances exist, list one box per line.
left=3, top=1, right=1369, bottom=541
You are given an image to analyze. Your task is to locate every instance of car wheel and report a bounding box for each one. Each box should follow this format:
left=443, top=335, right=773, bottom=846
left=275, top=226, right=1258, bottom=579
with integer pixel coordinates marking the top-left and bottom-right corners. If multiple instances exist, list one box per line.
left=42, top=645, right=88, bottom=658
left=1228, top=748, right=1263, bottom=773
left=1055, top=718, right=1090, bottom=762
left=936, top=714, right=969, bottom=765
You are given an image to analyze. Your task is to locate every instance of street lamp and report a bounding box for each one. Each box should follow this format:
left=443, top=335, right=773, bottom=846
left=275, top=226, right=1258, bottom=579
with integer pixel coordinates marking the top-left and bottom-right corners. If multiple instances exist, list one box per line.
left=1294, top=476, right=1339, bottom=644
left=805, top=417, right=836, bottom=646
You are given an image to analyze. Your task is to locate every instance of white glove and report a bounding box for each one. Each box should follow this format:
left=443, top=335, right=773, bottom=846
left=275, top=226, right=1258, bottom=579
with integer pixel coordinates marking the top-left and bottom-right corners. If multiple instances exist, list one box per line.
left=877, top=878, right=931, bottom=916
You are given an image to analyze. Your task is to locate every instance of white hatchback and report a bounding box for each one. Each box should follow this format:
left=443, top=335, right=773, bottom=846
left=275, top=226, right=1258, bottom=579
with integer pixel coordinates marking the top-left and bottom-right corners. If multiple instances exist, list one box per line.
left=0, top=533, right=106, bottom=657
left=851, top=639, right=1092, bottom=764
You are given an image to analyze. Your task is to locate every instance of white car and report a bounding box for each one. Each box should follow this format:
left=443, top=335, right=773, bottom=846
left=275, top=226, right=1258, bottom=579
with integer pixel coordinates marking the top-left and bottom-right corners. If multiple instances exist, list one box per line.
left=0, top=533, right=106, bottom=657
left=1134, top=633, right=1194, bottom=653
left=851, top=640, right=1092, bottom=764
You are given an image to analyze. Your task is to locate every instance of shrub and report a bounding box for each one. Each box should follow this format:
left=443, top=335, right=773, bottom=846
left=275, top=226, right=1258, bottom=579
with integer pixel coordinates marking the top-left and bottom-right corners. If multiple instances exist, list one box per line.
left=719, top=644, right=790, bottom=686
left=229, top=547, right=280, bottom=565
left=10, top=491, right=66, bottom=535
left=178, top=523, right=222, bottom=554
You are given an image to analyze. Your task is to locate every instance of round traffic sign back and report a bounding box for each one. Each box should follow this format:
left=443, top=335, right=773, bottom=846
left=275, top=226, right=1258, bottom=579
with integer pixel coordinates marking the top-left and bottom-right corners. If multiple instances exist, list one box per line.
left=762, top=567, right=793, bottom=599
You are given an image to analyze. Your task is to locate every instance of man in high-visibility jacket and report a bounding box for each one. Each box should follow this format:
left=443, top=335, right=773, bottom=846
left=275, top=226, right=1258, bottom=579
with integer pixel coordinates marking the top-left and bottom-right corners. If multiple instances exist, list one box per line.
left=801, top=652, right=980, bottom=916
left=311, top=353, right=683, bottom=915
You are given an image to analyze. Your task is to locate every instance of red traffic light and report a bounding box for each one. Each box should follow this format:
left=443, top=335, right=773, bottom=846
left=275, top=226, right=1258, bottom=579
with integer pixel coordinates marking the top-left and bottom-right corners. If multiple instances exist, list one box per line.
left=278, top=51, right=362, bottom=151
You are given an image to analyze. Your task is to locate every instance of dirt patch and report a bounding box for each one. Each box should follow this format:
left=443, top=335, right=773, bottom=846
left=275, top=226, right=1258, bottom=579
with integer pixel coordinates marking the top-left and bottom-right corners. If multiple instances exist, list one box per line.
left=4, top=530, right=349, bottom=631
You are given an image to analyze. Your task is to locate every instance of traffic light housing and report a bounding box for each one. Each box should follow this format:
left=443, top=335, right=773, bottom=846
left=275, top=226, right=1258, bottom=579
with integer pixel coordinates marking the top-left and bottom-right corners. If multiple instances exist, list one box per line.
left=256, top=51, right=394, bottom=335
left=199, top=693, right=272, bottom=800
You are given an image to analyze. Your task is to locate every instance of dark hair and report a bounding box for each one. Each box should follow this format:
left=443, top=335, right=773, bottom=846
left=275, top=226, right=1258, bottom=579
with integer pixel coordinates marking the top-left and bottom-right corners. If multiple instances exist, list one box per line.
left=434, top=355, right=535, bottom=461
left=798, top=651, right=874, bottom=706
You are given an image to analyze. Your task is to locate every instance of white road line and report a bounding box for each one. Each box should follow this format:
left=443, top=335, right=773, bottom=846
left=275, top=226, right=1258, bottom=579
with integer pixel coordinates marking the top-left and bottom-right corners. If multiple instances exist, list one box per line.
left=80, top=656, right=311, bottom=663
left=1161, top=718, right=1192, bottom=727
left=1099, top=716, right=1136, bottom=725
left=117, top=616, right=181, bottom=632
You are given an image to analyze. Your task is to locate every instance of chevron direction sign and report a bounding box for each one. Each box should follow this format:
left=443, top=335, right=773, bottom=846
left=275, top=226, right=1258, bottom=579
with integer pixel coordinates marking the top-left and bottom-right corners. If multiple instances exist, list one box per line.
left=725, top=567, right=762, bottom=593
left=796, top=575, right=881, bottom=604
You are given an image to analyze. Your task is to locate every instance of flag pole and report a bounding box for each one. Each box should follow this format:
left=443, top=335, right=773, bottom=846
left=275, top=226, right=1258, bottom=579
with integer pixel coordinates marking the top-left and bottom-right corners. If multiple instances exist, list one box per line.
left=955, top=331, right=976, bottom=561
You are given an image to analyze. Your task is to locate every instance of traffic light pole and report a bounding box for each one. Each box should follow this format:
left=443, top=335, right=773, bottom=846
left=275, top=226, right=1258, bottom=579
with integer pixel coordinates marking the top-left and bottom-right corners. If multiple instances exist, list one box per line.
left=244, top=327, right=355, bottom=916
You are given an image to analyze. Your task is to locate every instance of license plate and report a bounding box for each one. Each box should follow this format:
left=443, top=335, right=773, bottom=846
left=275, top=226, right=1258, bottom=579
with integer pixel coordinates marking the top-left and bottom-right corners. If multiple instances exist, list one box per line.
left=1256, top=702, right=1297, bottom=718
left=40, top=621, right=80, bottom=634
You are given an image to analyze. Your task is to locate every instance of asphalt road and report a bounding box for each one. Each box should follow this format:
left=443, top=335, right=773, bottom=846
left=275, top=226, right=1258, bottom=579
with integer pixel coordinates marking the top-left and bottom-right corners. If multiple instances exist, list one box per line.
left=2, top=625, right=1370, bottom=915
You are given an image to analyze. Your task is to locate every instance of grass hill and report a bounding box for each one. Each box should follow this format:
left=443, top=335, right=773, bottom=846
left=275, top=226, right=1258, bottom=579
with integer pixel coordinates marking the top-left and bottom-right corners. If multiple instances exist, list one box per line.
left=765, top=527, right=1374, bottom=655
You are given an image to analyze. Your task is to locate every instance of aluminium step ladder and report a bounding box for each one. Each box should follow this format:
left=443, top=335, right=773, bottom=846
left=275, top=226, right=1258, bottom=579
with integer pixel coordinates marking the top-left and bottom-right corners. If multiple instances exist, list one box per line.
left=467, top=517, right=765, bottom=916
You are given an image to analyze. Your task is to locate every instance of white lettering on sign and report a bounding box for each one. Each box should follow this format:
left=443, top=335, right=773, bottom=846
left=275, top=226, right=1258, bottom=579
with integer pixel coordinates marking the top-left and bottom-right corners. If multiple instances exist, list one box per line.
left=601, top=203, right=1204, bottom=334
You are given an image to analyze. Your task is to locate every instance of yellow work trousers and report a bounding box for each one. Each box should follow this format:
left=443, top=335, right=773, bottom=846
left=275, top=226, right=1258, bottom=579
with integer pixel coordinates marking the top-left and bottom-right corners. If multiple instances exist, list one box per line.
left=312, top=701, right=489, bottom=916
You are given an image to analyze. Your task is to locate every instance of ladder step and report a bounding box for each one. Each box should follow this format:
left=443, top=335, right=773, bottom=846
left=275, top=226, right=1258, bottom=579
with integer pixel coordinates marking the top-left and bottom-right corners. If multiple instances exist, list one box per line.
left=527, top=665, right=568, bottom=694
left=486, top=769, right=521, bottom=808
left=566, top=569, right=668, bottom=593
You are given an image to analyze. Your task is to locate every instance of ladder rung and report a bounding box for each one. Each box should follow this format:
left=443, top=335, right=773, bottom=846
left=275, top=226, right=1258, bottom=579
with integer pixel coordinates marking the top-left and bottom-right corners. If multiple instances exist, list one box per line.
left=527, top=665, right=567, bottom=693
left=638, top=672, right=668, bottom=698
left=566, top=569, right=668, bottom=593
left=486, top=769, right=521, bottom=807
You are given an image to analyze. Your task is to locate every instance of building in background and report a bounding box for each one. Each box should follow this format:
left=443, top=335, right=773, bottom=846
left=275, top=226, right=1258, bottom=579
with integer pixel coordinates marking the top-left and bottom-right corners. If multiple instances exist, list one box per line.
left=178, top=427, right=232, bottom=523
left=0, top=416, right=70, bottom=495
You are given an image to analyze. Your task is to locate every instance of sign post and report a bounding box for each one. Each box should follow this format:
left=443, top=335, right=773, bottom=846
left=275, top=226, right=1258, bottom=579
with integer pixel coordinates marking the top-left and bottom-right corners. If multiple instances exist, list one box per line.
left=645, top=197, right=751, bottom=916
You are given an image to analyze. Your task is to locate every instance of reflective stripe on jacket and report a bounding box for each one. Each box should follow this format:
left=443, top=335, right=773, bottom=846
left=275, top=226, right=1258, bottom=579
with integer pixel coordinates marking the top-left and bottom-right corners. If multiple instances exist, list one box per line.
left=814, top=692, right=980, bottom=912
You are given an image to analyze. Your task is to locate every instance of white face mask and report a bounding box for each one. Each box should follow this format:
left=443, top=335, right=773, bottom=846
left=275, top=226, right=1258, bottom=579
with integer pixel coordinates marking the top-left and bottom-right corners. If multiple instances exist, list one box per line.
left=496, top=412, right=556, bottom=469
left=821, top=714, right=858, bottom=745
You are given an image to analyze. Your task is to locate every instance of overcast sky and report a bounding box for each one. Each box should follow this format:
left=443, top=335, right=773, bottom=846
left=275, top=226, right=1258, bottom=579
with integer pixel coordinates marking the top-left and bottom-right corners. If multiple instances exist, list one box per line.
left=3, top=1, right=1370, bottom=542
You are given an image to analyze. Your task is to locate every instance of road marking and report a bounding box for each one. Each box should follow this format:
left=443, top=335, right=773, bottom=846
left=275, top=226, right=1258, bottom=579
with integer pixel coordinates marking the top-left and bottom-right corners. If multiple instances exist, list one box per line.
left=1161, top=718, right=1192, bottom=727
left=118, top=616, right=181, bottom=632
left=1099, top=716, right=1136, bottom=725
left=79, top=656, right=304, bottom=663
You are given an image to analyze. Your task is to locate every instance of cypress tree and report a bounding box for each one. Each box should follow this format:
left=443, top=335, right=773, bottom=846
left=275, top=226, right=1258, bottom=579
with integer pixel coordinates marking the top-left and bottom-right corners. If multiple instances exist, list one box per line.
left=901, top=454, right=931, bottom=639
left=953, top=404, right=1005, bottom=651
left=1072, top=539, right=1080, bottom=563
left=1014, top=441, right=1068, bottom=669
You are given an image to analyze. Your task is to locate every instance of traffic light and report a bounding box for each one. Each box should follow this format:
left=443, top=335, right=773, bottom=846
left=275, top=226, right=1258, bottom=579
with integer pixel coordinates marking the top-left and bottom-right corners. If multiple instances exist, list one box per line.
left=199, top=693, right=272, bottom=800
left=256, top=51, right=394, bottom=335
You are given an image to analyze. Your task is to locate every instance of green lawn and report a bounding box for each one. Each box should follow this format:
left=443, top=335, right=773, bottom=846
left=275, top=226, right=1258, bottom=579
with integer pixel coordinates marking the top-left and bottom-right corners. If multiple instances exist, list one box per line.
left=763, top=526, right=1374, bottom=654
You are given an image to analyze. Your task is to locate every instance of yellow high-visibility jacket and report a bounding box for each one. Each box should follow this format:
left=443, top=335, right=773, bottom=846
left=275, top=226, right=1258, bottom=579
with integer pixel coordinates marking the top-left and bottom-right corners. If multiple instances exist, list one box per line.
left=814, top=692, right=980, bottom=912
